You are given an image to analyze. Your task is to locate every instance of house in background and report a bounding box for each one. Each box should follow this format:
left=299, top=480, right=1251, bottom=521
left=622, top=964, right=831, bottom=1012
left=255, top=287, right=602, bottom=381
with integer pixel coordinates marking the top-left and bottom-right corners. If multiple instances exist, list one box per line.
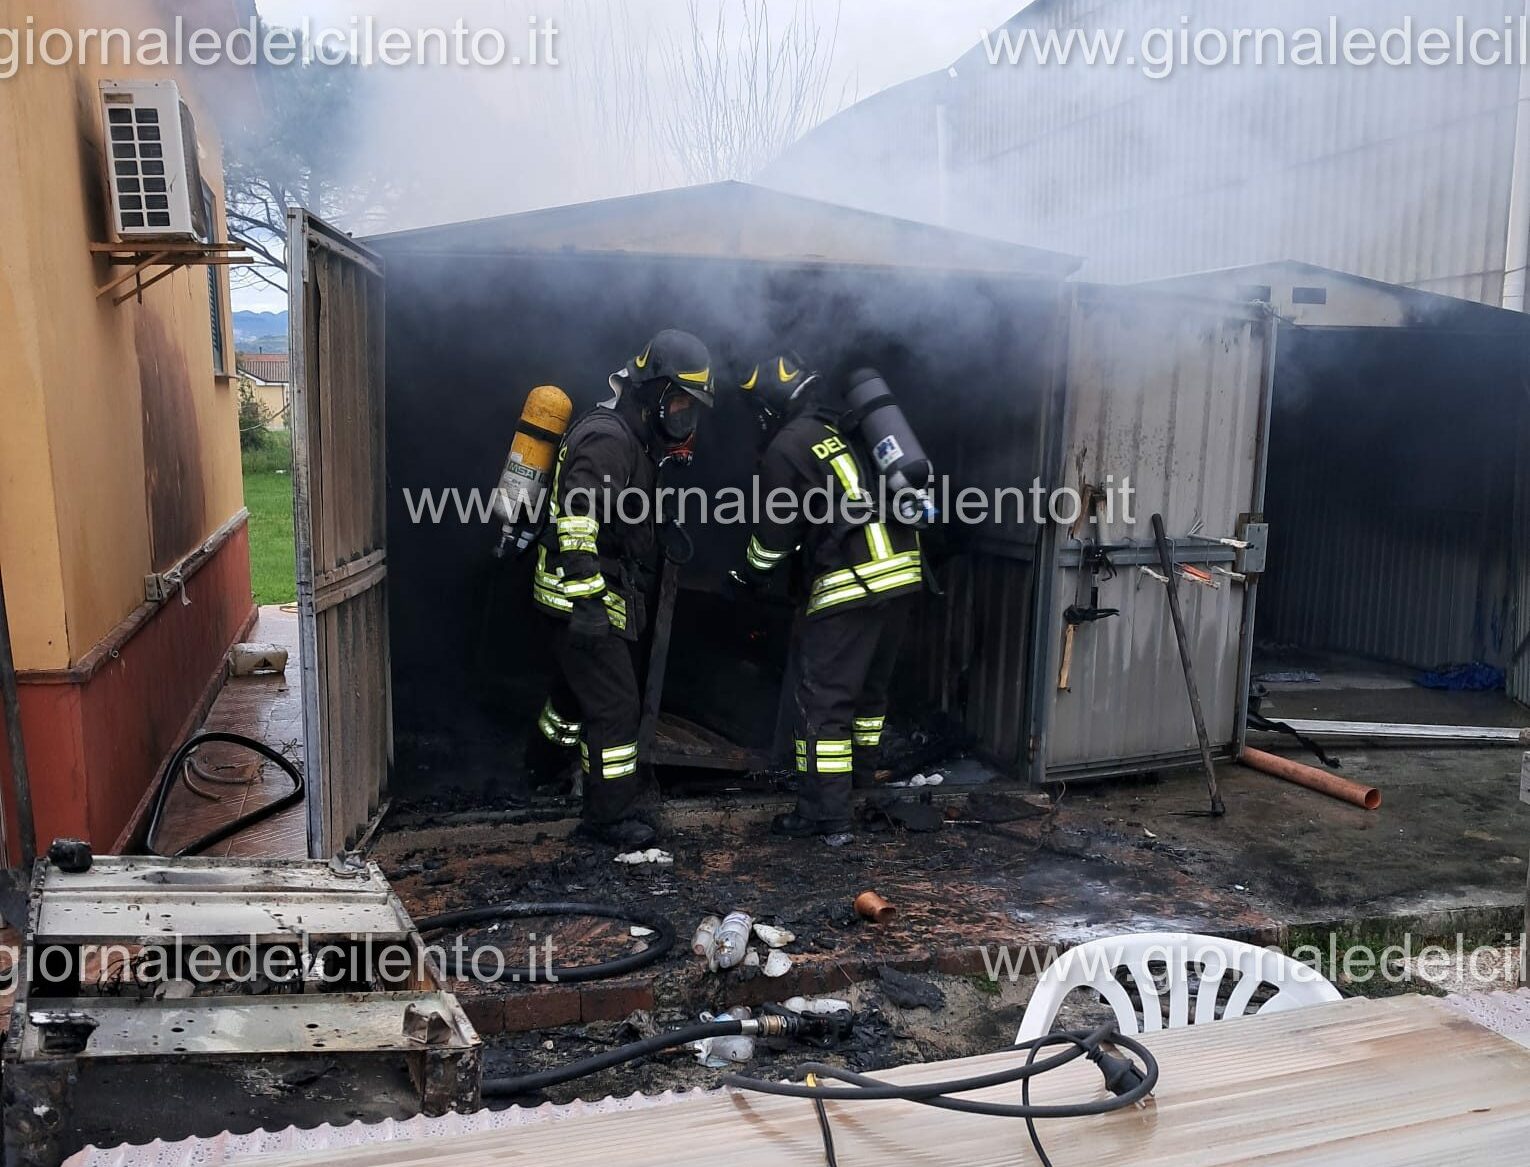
left=237, top=352, right=290, bottom=431
left=0, top=0, right=260, bottom=862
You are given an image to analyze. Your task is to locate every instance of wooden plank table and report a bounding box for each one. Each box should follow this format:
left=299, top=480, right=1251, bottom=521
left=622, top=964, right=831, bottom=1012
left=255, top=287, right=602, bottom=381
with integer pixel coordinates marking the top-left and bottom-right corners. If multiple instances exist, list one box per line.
left=254, top=995, right=1530, bottom=1165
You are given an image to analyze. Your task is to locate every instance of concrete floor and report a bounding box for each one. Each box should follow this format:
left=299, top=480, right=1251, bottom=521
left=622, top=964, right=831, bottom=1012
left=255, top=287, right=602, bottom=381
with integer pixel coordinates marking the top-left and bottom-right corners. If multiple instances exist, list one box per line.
left=150, top=606, right=307, bottom=858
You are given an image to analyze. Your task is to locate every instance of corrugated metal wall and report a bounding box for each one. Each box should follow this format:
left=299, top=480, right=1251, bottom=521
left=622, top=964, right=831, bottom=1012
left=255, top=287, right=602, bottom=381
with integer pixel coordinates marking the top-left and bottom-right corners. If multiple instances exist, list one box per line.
left=1041, top=287, right=1270, bottom=777
left=1263, top=488, right=1509, bottom=668
left=1257, top=326, right=1522, bottom=671
left=1513, top=374, right=1530, bottom=703
left=946, top=0, right=1524, bottom=301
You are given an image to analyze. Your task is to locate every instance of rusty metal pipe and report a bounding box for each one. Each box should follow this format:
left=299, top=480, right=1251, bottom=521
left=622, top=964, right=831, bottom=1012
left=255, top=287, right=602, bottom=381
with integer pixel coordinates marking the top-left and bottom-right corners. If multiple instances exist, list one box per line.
left=1240, top=747, right=1381, bottom=811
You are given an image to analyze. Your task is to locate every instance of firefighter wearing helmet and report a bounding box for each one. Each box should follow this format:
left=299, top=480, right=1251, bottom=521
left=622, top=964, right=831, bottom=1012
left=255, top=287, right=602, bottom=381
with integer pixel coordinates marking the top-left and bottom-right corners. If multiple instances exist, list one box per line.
left=732, top=353, right=924, bottom=839
left=526, top=329, right=714, bottom=846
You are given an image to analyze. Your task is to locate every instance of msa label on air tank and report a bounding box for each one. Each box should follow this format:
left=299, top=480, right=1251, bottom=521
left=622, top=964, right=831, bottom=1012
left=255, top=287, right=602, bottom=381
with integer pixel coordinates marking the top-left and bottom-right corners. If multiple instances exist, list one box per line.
left=505, top=460, right=538, bottom=480
left=873, top=435, right=904, bottom=470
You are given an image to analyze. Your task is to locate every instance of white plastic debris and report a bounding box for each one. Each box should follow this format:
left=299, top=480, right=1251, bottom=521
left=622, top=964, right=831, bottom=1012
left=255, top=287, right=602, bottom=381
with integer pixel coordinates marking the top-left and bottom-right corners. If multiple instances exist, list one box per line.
left=908, top=772, right=945, bottom=787
left=782, top=996, right=850, bottom=1015
left=694, top=1008, right=755, bottom=1067
left=691, top=915, right=721, bottom=958
left=228, top=642, right=289, bottom=676
left=712, top=911, right=753, bottom=970
left=613, top=848, right=673, bottom=866
left=630, top=925, right=655, bottom=938
left=752, top=923, right=796, bottom=949
left=762, top=950, right=792, bottom=978
left=743, top=948, right=761, bottom=968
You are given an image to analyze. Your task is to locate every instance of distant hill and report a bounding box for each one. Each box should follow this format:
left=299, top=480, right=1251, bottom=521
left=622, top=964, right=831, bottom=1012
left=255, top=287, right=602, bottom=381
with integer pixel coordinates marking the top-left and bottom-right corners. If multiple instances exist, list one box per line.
left=233, top=310, right=288, bottom=352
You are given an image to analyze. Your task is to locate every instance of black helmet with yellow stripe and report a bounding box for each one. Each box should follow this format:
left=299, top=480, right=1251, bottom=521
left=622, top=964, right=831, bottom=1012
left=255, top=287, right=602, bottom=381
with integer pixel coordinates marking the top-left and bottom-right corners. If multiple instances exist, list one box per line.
left=740, top=352, right=819, bottom=421
left=625, top=330, right=715, bottom=406
left=624, top=330, right=713, bottom=465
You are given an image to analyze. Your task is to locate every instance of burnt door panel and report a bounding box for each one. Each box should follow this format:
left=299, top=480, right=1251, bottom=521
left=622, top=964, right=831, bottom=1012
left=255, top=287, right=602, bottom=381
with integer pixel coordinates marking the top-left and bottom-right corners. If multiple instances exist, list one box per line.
left=1037, top=286, right=1273, bottom=781
left=288, top=210, right=391, bottom=857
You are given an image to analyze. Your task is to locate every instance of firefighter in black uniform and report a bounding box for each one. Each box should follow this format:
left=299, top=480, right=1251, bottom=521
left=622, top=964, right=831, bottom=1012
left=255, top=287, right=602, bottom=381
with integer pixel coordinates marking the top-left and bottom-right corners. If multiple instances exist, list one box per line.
left=733, top=355, right=922, bottom=838
left=527, top=330, right=714, bottom=846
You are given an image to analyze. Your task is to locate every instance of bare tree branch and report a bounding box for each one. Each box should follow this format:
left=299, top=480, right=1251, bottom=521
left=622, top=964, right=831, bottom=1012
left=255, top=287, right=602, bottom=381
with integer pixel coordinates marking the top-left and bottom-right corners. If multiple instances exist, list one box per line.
left=656, top=0, right=848, bottom=187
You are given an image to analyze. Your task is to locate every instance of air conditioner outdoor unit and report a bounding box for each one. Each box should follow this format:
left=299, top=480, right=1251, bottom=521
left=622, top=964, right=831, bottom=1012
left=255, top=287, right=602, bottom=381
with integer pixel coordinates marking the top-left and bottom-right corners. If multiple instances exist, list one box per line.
left=99, top=79, right=207, bottom=241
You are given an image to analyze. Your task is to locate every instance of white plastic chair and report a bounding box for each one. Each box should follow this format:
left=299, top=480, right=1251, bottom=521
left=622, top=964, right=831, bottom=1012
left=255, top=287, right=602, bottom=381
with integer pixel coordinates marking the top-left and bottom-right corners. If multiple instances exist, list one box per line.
left=1016, top=931, right=1341, bottom=1043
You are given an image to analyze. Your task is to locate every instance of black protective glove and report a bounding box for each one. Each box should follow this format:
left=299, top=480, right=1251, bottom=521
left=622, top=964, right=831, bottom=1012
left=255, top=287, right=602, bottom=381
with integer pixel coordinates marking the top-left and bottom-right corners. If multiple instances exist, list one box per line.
left=567, top=597, right=610, bottom=645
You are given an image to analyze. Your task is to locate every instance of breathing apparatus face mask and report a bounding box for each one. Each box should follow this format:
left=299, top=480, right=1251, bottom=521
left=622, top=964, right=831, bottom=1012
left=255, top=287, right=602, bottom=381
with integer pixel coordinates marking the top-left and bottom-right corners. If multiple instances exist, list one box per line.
left=654, top=382, right=700, bottom=465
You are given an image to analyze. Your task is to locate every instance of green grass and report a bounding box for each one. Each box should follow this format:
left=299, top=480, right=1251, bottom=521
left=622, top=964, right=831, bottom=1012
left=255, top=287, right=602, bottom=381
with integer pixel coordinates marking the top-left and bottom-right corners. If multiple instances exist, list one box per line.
left=243, top=431, right=296, bottom=605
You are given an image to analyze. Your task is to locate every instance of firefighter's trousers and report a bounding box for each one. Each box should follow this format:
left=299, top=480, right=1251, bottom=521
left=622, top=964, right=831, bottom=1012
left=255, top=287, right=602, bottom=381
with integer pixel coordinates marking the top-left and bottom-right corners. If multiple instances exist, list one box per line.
left=535, top=623, right=645, bottom=825
left=792, top=598, right=910, bottom=828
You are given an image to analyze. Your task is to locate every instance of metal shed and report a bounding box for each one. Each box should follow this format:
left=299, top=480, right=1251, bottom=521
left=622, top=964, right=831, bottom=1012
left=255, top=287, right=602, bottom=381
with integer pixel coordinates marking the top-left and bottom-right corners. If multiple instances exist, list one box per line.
left=287, top=183, right=1278, bottom=853
left=1142, top=261, right=1530, bottom=709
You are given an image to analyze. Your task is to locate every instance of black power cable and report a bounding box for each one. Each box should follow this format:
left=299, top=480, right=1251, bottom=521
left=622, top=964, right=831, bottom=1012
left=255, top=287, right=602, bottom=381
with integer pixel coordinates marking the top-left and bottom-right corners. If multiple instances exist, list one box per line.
left=143, top=731, right=305, bottom=858
left=416, top=901, right=675, bottom=985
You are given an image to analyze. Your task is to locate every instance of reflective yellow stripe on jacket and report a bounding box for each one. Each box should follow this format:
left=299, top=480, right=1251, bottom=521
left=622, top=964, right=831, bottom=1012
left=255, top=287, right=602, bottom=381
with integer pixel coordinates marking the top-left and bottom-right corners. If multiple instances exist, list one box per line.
left=805, top=547, right=922, bottom=616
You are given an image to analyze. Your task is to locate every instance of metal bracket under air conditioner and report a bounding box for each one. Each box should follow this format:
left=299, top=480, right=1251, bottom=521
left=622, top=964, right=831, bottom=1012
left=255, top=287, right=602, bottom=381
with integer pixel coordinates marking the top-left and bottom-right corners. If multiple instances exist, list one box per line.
left=90, top=241, right=252, bottom=306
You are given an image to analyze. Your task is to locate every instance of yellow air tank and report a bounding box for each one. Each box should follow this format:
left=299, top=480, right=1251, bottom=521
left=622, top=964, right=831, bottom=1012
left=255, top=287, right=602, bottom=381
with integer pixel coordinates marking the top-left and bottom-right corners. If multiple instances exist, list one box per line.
left=493, top=385, right=574, bottom=556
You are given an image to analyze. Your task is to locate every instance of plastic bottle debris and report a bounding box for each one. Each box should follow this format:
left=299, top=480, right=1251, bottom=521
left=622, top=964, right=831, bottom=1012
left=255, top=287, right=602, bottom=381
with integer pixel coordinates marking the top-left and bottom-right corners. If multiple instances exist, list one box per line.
left=762, top=950, right=792, bottom=978
left=908, top=772, right=945, bottom=787
left=691, top=915, right=721, bottom=958
left=782, top=996, right=850, bottom=1015
left=613, top=848, right=673, bottom=866
left=752, top=923, right=795, bottom=949
left=713, top=911, right=753, bottom=970
left=695, top=1007, right=754, bottom=1067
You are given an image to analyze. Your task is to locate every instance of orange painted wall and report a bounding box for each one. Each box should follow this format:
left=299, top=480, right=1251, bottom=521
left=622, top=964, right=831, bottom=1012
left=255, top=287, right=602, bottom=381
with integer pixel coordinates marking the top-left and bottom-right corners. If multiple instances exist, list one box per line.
left=0, top=0, right=257, bottom=858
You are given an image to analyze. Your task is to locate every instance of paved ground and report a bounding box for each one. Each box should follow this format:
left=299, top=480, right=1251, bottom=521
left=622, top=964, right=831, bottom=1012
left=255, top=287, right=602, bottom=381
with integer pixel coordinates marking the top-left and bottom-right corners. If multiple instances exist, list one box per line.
left=150, top=606, right=307, bottom=858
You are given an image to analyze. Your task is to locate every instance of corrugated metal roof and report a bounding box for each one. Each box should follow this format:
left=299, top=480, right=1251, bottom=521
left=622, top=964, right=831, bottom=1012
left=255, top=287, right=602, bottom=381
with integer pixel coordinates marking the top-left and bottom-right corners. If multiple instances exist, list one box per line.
left=365, top=181, right=1081, bottom=278
left=65, top=1090, right=714, bottom=1167
left=1137, top=261, right=1530, bottom=331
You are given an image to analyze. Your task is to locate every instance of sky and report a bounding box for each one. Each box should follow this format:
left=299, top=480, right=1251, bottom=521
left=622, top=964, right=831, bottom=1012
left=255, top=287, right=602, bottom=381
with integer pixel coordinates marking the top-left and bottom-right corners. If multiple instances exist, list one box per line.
left=235, top=0, right=1025, bottom=311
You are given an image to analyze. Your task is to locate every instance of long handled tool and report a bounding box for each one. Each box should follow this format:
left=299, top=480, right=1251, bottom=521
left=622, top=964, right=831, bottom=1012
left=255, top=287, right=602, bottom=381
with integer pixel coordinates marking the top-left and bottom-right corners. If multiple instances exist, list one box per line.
left=1151, top=514, right=1225, bottom=817
left=0, top=564, right=38, bottom=925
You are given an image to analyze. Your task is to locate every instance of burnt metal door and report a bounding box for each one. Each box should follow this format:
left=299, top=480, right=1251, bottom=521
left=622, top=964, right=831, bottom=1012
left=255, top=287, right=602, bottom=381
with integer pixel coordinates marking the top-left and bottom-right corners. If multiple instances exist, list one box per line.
left=1032, top=286, right=1274, bottom=782
left=288, top=210, right=392, bottom=858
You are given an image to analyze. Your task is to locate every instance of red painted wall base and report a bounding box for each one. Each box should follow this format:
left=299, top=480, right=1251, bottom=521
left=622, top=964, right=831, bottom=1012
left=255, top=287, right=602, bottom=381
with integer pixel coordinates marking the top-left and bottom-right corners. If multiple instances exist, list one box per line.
left=1, top=521, right=256, bottom=864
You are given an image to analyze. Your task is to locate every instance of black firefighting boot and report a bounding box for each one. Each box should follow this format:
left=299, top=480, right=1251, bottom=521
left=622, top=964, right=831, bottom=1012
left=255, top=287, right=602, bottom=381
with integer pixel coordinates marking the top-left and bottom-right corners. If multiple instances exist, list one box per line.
left=577, top=764, right=662, bottom=849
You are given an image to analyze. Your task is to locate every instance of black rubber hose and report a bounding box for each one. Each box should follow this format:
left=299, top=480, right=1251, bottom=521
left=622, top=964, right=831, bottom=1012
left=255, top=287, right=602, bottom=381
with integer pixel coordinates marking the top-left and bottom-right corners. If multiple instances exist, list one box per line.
left=723, top=1024, right=1159, bottom=1117
left=483, top=1019, right=743, bottom=1097
left=143, top=731, right=305, bottom=858
left=416, top=901, right=676, bottom=985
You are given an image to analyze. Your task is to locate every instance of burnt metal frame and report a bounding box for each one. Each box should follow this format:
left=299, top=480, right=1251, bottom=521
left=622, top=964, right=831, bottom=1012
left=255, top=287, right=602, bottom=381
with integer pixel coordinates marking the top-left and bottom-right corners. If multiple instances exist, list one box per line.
left=288, top=209, right=394, bottom=860
left=1, top=857, right=481, bottom=1167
